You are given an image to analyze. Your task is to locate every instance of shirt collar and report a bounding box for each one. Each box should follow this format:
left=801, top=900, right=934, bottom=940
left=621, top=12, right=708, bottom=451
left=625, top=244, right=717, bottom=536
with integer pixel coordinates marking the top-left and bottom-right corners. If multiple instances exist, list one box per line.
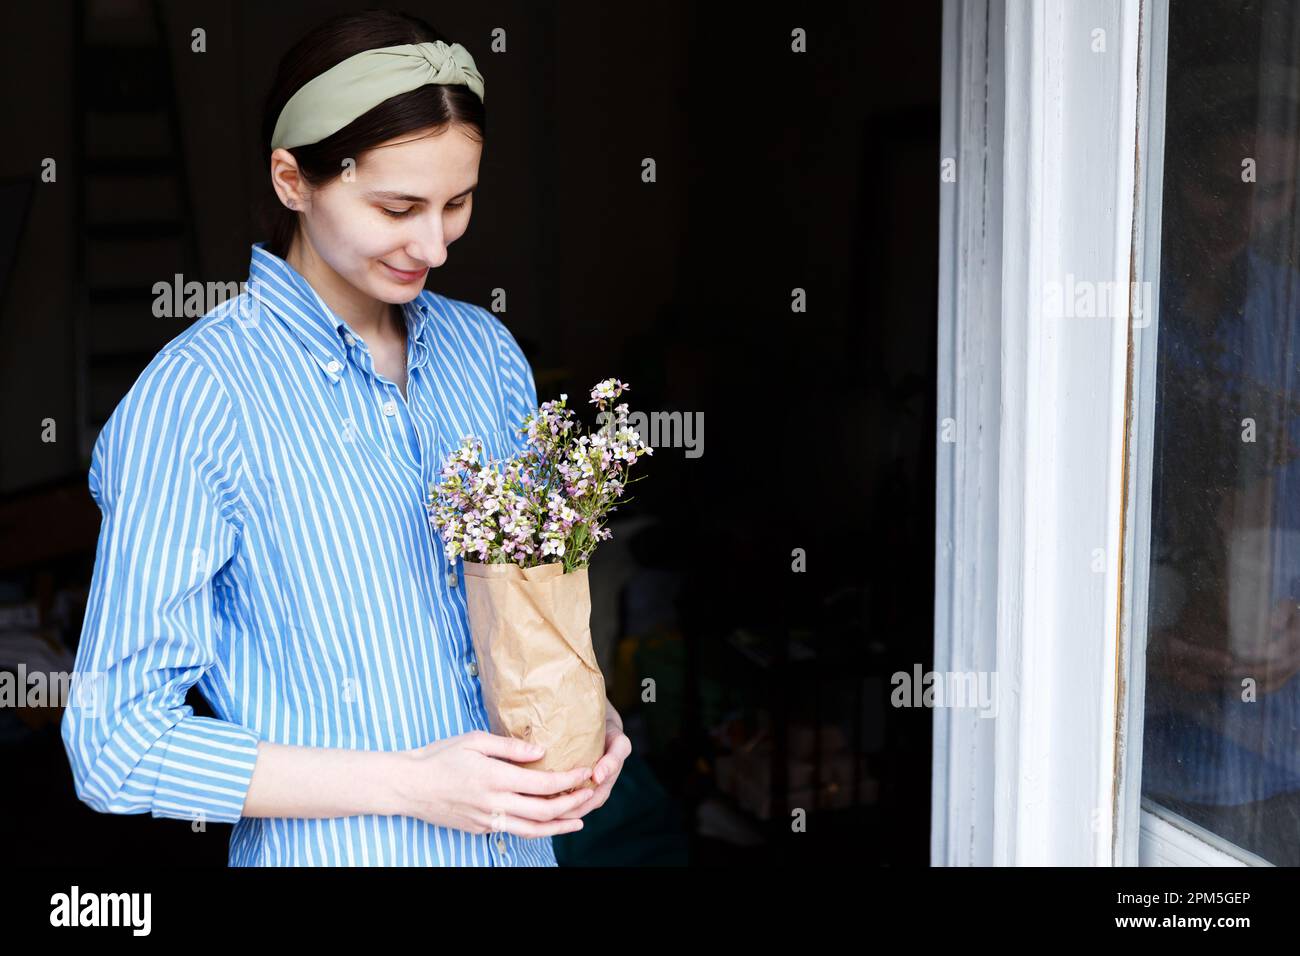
left=247, top=243, right=432, bottom=384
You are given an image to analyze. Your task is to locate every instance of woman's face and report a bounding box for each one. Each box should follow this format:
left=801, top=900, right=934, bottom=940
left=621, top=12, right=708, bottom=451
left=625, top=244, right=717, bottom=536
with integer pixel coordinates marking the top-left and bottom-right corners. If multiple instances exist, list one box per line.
left=1175, top=127, right=1299, bottom=265
left=273, top=124, right=482, bottom=304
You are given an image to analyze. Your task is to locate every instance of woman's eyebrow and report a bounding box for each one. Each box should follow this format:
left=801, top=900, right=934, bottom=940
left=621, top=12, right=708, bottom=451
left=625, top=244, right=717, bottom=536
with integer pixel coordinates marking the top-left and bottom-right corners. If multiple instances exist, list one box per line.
left=365, top=183, right=477, bottom=203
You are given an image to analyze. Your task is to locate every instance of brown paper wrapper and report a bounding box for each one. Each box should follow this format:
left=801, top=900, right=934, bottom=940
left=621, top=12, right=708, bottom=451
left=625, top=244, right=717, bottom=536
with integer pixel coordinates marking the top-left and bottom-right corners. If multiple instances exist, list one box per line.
left=462, top=560, right=606, bottom=791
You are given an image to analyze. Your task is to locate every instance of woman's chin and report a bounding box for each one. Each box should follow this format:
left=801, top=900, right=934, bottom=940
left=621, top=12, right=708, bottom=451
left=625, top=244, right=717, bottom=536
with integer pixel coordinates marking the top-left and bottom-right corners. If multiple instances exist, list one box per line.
left=367, top=278, right=425, bottom=304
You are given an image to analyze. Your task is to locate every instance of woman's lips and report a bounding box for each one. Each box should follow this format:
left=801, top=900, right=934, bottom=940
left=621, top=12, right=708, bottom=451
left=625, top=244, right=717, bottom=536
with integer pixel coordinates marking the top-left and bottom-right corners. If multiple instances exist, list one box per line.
left=380, top=261, right=428, bottom=283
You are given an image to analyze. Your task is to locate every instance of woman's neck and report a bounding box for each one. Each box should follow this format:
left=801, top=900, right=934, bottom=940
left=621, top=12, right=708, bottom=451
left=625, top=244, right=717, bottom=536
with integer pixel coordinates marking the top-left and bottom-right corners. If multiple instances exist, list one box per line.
left=285, top=235, right=398, bottom=342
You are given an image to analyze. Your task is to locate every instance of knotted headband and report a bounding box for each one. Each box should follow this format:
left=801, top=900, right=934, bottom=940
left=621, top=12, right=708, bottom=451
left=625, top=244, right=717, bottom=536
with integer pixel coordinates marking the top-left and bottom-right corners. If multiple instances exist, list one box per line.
left=271, top=40, right=485, bottom=150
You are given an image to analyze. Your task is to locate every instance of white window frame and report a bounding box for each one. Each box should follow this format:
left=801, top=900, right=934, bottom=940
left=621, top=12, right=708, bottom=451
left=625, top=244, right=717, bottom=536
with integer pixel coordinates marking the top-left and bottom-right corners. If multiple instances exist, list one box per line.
left=933, top=0, right=1274, bottom=866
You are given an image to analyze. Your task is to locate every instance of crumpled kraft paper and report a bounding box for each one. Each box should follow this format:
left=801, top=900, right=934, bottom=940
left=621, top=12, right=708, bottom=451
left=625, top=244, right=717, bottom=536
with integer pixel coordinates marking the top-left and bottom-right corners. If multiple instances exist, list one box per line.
left=462, top=560, right=606, bottom=791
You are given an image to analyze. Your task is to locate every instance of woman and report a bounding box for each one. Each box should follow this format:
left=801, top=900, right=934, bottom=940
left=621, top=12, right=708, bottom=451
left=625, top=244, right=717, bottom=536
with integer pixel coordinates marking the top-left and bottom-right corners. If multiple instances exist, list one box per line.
left=61, top=10, right=630, bottom=866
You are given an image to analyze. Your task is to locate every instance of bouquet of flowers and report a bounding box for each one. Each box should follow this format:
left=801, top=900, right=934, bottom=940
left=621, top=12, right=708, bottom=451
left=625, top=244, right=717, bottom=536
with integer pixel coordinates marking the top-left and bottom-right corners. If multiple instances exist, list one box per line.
left=426, top=378, right=652, bottom=780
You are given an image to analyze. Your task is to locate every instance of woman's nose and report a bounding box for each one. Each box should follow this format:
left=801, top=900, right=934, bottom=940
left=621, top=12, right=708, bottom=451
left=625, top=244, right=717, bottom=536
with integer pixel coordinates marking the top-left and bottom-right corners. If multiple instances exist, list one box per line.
left=406, top=224, right=448, bottom=269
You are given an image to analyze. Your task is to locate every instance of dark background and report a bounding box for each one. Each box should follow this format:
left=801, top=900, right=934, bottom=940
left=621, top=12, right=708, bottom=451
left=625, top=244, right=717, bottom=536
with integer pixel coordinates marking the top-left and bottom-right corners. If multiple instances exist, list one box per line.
left=0, top=0, right=939, bottom=866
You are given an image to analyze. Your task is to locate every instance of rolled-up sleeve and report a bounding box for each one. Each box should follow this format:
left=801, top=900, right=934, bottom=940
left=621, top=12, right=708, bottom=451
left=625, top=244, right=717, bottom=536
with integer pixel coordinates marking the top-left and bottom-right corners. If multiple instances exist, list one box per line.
left=61, top=349, right=262, bottom=824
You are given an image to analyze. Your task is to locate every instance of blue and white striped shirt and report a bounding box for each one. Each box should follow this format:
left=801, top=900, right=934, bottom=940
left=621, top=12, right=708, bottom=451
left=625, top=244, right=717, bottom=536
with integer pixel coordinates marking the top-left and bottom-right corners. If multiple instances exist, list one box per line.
left=61, top=243, right=558, bottom=865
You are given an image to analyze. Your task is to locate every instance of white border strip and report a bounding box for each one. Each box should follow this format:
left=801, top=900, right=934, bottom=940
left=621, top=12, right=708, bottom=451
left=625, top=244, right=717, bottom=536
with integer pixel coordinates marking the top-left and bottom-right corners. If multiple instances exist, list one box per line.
left=935, top=0, right=1145, bottom=865
left=932, top=0, right=1003, bottom=867
left=1114, top=0, right=1168, bottom=868
left=994, top=0, right=1141, bottom=866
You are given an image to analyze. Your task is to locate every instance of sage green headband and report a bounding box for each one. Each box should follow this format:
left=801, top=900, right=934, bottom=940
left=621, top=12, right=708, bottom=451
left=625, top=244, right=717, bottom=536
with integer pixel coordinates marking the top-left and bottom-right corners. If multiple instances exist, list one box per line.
left=271, top=40, right=485, bottom=150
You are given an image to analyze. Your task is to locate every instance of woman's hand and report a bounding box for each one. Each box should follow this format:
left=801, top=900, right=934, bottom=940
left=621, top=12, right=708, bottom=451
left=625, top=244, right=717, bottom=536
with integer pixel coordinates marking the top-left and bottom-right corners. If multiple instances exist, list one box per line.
left=396, top=730, right=596, bottom=837
left=555, top=698, right=632, bottom=820
left=1231, top=598, right=1300, bottom=694
left=1147, top=625, right=1233, bottom=694
left=1149, top=598, right=1300, bottom=695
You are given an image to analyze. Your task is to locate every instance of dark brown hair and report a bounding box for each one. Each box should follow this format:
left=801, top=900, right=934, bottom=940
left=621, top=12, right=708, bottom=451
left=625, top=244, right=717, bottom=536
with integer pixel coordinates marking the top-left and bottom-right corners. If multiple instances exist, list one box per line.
left=260, top=10, right=486, bottom=259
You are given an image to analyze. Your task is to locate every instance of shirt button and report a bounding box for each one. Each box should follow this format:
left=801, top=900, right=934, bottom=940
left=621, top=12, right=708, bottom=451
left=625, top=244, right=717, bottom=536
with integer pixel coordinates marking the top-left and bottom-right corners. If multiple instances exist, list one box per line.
left=382, top=400, right=397, bottom=416
left=496, top=837, right=506, bottom=852
left=466, top=660, right=478, bottom=677
left=344, top=333, right=356, bottom=346
left=325, top=359, right=342, bottom=374
left=446, top=571, right=458, bottom=587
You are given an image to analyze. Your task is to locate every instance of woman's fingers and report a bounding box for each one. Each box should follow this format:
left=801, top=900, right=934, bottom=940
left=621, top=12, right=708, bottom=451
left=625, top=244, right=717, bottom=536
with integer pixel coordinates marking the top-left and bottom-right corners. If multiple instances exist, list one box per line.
left=1168, top=635, right=1233, bottom=671
left=465, top=730, right=546, bottom=764
left=1267, top=598, right=1297, bottom=632
left=496, top=763, right=593, bottom=796
left=465, top=731, right=595, bottom=794
left=478, top=809, right=586, bottom=838
left=551, top=732, right=628, bottom=817
left=553, top=781, right=611, bottom=819
left=594, top=732, right=632, bottom=784
left=494, top=787, right=596, bottom=823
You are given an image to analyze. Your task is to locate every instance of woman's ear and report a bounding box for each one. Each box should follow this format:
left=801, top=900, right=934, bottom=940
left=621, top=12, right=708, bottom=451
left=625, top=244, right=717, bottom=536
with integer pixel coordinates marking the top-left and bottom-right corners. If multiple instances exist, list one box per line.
left=270, top=148, right=308, bottom=210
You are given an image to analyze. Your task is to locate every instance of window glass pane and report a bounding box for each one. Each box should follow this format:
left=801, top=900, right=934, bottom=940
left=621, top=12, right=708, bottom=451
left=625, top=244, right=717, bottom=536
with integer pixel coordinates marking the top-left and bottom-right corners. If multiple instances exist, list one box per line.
left=1142, top=0, right=1300, bottom=865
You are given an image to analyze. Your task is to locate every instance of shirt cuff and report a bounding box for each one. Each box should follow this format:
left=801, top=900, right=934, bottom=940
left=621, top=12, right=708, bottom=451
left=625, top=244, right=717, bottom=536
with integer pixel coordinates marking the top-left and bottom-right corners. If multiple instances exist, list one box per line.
left=149, top=715, right=262, bottom=824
